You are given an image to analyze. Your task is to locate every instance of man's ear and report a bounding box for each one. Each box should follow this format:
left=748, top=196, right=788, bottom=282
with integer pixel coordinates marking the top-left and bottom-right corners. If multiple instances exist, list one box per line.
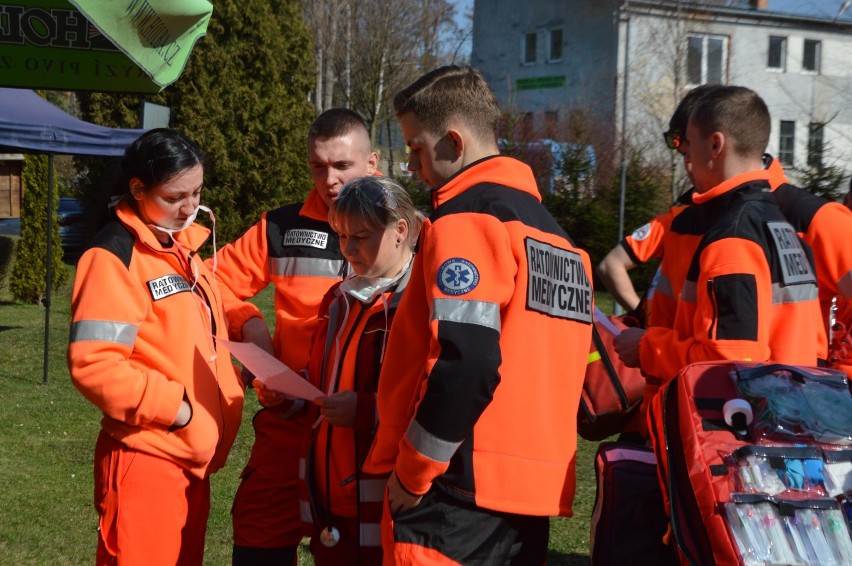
left=711, top=132, right=725, bottom=158
left=367, top=151, right=379, bottom=175
left=445, top=129, right=465, bottom=159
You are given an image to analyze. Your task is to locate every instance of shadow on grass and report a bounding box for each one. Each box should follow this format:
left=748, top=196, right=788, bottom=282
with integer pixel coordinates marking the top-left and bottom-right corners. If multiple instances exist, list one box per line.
left=547, top=551, right=590, bottom=565
left=0, top=325, right=22, bottom=333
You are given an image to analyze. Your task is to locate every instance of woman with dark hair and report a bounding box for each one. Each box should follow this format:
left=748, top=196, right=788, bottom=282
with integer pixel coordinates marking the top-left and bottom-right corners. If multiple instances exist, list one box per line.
left=67, top=128, right=245, bottom=565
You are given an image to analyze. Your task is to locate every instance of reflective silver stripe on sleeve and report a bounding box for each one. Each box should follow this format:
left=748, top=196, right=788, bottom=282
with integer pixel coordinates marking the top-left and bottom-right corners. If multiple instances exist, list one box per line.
left=431, top=298, right=501, bottom=333
left=298, top=457, right=307, bottom=481
left=773, top=282, right=819, bottom=304
left=405, top=419, right=461, bottom=463
left=655, top=272, right=673, bottom=299
left=299, top=500, right=312, bottom=523
left=269, top=256, right=345, bottom=278
left=70, top=320, right=138, bottom=346
left=360, top=523, right=382, bottom=547
left=358, top=479, right=386, bottom=503
left=839, top=270, right=852, bottom=298
left=680, top=280, right=697, bottom=303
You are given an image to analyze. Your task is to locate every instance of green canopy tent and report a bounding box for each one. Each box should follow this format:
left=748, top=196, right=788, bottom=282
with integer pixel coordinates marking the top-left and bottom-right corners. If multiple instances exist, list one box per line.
left=1, top=0, right=213, bottom=93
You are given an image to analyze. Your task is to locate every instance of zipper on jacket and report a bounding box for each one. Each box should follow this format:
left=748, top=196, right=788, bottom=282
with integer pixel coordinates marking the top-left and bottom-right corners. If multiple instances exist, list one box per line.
left=707, top=279, right=717, bottom=340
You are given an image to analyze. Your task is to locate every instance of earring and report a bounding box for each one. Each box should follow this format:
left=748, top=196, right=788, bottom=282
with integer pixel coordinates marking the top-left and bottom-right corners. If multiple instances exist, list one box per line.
left=396, top=239, right=401, bottom=246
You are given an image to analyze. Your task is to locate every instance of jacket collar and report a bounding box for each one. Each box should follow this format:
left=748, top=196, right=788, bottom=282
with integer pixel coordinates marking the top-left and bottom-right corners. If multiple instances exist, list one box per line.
left=115, top=199, right=211, bottom=252
left=300, top=189, right=330, bottom=222
left=692, top=169, right=772, bottom=205
left=431, top=155, right=542, bottom=209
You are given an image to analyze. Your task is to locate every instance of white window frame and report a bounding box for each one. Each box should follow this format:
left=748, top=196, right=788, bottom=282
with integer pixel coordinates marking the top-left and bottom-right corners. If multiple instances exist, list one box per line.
left=548, top=27, right=563, bottom=63
left=779, top=120, right=795, bottom=167
left=807, top=122, right=824, bottom=168
left=802, top=39, right=821, bottom=74
left=768, top=35, right=787, bottom=72
left=521, top=31, right=537, bottom=65
left=686, top=34, right=728, bottom=87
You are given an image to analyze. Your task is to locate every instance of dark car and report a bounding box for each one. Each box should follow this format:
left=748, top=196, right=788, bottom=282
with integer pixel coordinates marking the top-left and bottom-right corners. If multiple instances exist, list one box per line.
left=0, top=217, right=20, bottom=237
left=57, top=197, right=89, bottom=256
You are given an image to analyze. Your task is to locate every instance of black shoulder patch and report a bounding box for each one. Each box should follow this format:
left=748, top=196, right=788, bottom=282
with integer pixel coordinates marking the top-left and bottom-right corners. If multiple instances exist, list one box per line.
left=431, top=183, right=570, bottom=241
left=772, top=184, right=826, bottom=234
left=89, top=220, right=134, bottom=269
left=710, top=273, right=758, bottom=340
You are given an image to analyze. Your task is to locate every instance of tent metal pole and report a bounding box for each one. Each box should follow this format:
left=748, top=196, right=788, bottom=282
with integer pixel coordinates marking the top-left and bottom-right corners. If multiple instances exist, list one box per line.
left=42, top=153, right=54, bottom=386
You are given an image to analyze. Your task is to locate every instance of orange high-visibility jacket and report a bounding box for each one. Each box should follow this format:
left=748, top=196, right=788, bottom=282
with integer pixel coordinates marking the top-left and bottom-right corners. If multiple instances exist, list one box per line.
left=639, top=170, right=822, bottom=381
left=68, top=200, right=244, bottom=478
left=650, top=156, right=789, bottom=331
left=773, top=186, right=852, bottom=335
left=621, top=190, right=692, bottom=326
left=621, top=190, right=693, bottom=267
left=300, top=267, right=412, bottom=551
left=212, top=190, right=347, bottom=371
left=364, top=156, right=593, bottom=517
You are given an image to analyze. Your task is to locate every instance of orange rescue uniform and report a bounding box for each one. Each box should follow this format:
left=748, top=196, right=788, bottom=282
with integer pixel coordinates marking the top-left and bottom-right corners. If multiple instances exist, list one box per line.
left=301, top=267, right=412, bottom=565
left=639, top=170, right=822, bottom=383
left=364, top=156, right=593, bottom=562
left=68, top=200, right=244, bottom=565
left=212, top=190, right=347, bottom=552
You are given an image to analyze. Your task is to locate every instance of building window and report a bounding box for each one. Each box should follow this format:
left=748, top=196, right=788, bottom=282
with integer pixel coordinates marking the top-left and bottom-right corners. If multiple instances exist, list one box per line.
left=768, top=36, right=787, bottom=71
left=520, top=112, right=535, bottom=139
left=779, top=120, right=795, bottom=167
left=548, top=28, right=563, bottom=63
left=686, top=35, right=727, bottom=85
left=807, top=122, right=824, bottom=168
left=522, top=32, right=537, bottom=65
left=803, top=39, right=821, bottom=73
left=544, top=111, right=558, bottom=137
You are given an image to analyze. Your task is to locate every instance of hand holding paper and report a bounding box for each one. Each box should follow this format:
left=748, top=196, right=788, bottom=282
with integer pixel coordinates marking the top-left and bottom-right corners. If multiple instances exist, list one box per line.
left=594, top=306, right=622, bottom=336
left=221, top=339, right=325, bottom=401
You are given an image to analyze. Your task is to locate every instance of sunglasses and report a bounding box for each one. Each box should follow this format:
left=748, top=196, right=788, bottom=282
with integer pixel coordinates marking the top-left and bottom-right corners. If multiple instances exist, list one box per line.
left=336, top=178, right=397, bottom=210
left=663, top=130, right=682, bottom=151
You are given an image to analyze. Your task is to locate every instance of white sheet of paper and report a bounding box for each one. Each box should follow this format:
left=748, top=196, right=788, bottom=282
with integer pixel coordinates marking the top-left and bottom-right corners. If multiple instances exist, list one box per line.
left=594, top=306, right=622, bottom=336
left=221, top=339, right=325, bottom=401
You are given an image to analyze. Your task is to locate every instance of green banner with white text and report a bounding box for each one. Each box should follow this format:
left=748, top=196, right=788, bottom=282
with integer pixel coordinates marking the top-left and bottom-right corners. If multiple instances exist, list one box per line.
left=69, top=0, right=212, bottom=88
left=0, top=0, right=211, bottom=93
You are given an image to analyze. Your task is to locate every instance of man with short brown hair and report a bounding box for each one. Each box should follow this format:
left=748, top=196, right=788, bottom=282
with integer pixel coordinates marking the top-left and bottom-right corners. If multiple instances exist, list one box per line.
left=614, top=86, right=822, bottom=383
left=364, top=65, right=594, bottom=564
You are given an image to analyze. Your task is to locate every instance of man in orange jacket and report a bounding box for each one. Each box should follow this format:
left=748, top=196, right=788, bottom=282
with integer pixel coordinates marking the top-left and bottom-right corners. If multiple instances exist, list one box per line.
left=594, top=86, right=721, bottom=318
left=211, top=108, right=378, bottom=565
left=614, top=86, right=822, bottom=384
left=363, top=66, right=594, bottom=564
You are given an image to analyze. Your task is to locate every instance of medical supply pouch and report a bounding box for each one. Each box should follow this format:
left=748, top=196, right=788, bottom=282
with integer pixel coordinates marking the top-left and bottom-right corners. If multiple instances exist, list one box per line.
left=648, top=361, right=752, bottom=565
left=724, top=495, right=852, bottom=565
left=726, top=445, right=828, bottom=499
left=824, top=449, right=852, bottom=497
left=650, top=361, right=852, bottom=565
left=589, top=442, right=675, bottom=566
left=578, top=312, right=644, bottom=441
left=732, top=364, right=852, bottom=446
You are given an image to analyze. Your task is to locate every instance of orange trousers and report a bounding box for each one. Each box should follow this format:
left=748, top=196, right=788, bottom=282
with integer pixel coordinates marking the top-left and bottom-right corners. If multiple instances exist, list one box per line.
left=94, top=431, right=210, bottom=566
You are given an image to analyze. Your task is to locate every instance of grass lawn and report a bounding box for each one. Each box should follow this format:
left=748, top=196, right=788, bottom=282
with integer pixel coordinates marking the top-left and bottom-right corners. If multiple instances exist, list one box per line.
left=0, top=264, right=615, bottom=565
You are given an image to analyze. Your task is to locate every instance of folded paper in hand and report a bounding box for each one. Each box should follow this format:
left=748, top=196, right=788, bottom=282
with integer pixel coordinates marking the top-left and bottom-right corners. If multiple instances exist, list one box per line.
left=221, top=339, right=325, bottom=401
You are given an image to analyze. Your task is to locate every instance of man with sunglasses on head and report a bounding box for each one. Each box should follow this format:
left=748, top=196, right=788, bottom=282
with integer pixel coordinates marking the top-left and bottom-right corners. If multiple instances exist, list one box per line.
left=613, top=85, right=825, bottom=393
left=618, top=88, right=852, bottom=384
left=209, top=108, right=378, bottom=565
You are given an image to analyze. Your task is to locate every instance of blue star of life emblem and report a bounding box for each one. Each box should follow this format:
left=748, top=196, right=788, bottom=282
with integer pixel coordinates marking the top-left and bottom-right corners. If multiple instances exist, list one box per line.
left=437, top=257, right=480, bottom=296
